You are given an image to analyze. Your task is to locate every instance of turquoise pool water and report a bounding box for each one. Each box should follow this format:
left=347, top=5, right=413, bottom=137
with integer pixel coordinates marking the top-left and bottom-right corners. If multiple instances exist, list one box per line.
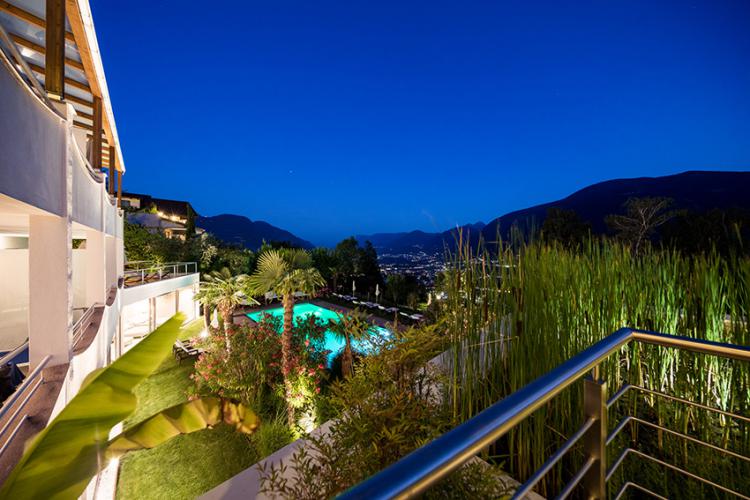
left=246, top=303, right=390, bottom=365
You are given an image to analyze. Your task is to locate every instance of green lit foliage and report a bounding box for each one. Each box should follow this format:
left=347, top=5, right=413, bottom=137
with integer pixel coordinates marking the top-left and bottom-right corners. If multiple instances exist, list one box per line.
left=191, top=318, right=285, bottom=412
left=259, top=324, right=509, bottom=498
left=327, top=308, right=375, bottom=378
left=195, top=268, right=257, bottom=338
left=191, top=314, right=328, bottom=430
left=248, top=249, right=326, bottom=426
left=440, top=236, right=750, bottom=497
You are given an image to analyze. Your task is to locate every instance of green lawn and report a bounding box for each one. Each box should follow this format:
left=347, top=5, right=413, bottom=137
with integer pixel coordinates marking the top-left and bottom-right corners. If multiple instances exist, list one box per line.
left=116, top=320, right=260, bottom=500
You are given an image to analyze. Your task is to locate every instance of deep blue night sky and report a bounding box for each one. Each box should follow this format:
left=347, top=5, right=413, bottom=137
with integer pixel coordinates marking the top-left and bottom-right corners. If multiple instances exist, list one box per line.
left=92, top=1, right=750, bottom=246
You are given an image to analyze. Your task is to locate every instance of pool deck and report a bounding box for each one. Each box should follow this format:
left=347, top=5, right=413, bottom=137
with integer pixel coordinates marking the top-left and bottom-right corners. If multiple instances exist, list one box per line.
left=233, top=298, right=402, bottom=331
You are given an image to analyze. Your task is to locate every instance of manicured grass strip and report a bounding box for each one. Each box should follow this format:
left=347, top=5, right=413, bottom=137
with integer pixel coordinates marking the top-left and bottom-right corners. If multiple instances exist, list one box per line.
left=117, top=319, right=258, bottom=499
left=117, top=425, right=258, bottom=500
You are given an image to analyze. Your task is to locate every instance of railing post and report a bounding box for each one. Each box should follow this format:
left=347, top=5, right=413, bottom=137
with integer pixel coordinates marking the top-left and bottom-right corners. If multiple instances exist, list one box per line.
left=141, top=269, right=144, bottom=285
left=583, top=369, right=607, bottom=499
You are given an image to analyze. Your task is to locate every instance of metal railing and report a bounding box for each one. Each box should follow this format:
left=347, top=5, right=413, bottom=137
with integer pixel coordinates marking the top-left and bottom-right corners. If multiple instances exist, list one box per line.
left=0, top=22, right=65, bottom=120
left=71, top=304, right=99, bottom=349
left=122, top=261, right=198, bottom=287
left=0, top=341, right=28, bottom=368
left=0, top=355, right=52, bottom=457
left=340, top=328, right=750, bottom=499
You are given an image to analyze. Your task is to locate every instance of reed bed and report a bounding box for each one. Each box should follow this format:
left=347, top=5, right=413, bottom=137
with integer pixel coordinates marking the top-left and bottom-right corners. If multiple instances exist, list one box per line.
left=439, top=237, right=749, bottom=497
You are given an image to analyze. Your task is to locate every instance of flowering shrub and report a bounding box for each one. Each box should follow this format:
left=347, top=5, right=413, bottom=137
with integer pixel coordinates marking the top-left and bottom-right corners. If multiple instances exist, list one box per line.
left=280, top=313, right=329, bottom=414
left=190, top=317, right=283, bottom=410
left=190, top=313, right=330, bottom=422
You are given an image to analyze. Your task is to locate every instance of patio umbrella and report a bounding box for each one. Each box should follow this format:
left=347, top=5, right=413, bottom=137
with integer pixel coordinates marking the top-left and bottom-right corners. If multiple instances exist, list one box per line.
left=352, top=280, right=356, bottom=297
left=375, top=284, right=380, bottom=303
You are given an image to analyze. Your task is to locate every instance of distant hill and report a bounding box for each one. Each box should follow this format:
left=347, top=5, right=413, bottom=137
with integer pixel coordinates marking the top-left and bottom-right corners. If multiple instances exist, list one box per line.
left=357, top=222, right=485, bottom=253
left=358, top=171, right=750, bottom=253
left=481, top=171, right=750, bottom=242
left=197, top=214, right=314, bottom=250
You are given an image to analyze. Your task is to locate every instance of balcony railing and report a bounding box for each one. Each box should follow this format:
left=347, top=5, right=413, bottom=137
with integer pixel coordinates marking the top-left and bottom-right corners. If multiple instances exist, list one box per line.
left=339, top=328, right=750, bottom=499
left=0, top=353, right=51, bottom=457
left=123, top=262, right=198, bottom=287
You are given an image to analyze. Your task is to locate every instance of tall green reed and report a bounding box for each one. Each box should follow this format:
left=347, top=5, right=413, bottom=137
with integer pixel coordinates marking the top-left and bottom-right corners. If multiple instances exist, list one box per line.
left=439, top=236, right=749, bottom=496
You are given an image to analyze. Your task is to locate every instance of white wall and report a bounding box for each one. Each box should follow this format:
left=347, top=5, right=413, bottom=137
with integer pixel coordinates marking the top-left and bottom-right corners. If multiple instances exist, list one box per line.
left=155, top=291, right=177, bottom=329
left=72, top=249, right=87, bottom=312
left=121, top=273, right=199, bottom=306
left=0, top=52, right=66, bottom=217
left=0, top=249, right=28, bottom=351
left=178, top=286, right=198, bottom=318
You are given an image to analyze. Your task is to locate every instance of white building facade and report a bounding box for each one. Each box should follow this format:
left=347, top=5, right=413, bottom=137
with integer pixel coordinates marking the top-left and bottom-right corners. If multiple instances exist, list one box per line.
left=0, top=0, right=198, bottom=482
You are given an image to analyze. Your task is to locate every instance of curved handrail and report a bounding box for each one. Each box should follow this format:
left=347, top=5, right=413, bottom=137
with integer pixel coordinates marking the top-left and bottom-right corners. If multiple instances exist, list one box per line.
left=0, top=24, right=65, bottom=120
left=338, top=328, right=750, bottom=499
left=0, top=341, right=29, bottom=368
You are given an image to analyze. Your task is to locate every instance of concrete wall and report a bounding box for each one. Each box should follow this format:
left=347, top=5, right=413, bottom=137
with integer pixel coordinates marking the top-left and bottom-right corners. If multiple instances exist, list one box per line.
left=72, top=249, right=87, bottom=312
left=0, top=249, right=28, bottom=351
left=0, top=51, right=66, bottom=217
left=121, top=274, right=199, bottom=306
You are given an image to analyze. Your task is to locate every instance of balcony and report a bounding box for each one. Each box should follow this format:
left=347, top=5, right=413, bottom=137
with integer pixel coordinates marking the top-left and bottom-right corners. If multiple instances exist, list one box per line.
left=123, top=261, right=198, bottom=288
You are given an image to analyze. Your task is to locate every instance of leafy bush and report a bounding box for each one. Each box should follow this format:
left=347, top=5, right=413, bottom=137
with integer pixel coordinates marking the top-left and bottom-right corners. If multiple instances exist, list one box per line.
left=191, top=317, right=285, bottom=413
left=259, top=324, right=509, bottom=498
left=328, top=348, right=364, bottom=382
left=251, top=415, right=295, bottom=458
left=191, top=314, right=329, bottom=425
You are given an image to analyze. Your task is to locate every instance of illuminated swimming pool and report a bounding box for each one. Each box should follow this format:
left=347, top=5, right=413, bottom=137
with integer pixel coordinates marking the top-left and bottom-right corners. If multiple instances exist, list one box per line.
left=246, top=303, right=390, bottom=365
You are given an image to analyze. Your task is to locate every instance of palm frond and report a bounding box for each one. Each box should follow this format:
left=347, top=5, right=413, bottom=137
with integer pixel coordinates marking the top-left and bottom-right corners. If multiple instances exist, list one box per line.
left=248, top=250, right=289, bottom=295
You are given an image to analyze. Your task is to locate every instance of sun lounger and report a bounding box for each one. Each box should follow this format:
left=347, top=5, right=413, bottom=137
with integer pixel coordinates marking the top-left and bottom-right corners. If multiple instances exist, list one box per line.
left=173, top=339, right=203, bottom=364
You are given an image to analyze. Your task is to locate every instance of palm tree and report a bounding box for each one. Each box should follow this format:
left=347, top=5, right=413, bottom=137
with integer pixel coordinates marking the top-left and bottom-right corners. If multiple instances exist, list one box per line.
left=329, top=308, right=373, bottom=378
left=196, top=268, right=257, bottom=346
left=248, top=249, right=325, bottom=425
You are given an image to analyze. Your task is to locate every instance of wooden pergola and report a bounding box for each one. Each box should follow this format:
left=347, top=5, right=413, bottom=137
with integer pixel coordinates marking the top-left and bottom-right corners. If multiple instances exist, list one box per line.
left=0, top=0, right=124, bottom=204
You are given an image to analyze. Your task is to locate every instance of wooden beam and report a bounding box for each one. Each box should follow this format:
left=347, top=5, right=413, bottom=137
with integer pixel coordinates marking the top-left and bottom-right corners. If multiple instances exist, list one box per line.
left=75, top=110, right=93, bottom=121
left=44, top=0, right=65, bottom=99
left=0, top=2, right=75, bottom=42
left=2, top=0, right=120, bottom=171
left=65, top=0, right=115, bottom=151
left=91, top=96, right=102, bottom=169
left=108, top=146, right=115, bottom=194
left=27, top=61, right=90, bottom=92
left=86, top=134, right=108, bottom=144
left=10, top=33, right=85, bottom=72
left=64, top=93, right=93, bottom=108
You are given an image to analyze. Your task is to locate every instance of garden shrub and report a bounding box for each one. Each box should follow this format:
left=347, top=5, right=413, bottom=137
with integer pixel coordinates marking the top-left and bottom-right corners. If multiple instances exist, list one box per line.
left=259, top=324, right=509, bottom=498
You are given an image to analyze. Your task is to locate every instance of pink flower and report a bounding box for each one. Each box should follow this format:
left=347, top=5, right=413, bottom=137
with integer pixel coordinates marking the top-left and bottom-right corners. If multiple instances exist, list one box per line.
left=315, top=387, right=321, bottom=394
left=305, top=339, right=310, bottom=347
left=318, top=364, right=324, bottom=370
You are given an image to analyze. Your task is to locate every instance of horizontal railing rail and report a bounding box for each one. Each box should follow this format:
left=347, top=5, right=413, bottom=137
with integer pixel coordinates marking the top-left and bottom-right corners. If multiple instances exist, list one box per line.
left=339, top=328, right=750, bottom=499
left=122, top=262, right=198, bottom=287
left=72, top=304, right=99, bottom=349
left=0, top=341, right=29, bottom=368
left=0, top=355, right=52, bottom=457
left=0, top=23, right=64, bottom=119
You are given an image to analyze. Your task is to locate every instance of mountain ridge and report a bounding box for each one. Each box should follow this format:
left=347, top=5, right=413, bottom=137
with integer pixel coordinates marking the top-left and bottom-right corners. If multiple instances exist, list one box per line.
left=481, top=170, right=750, bottom=241
left=197, top=214, right=314, bottom=250
left=357, top=171, right=750, bottom=253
